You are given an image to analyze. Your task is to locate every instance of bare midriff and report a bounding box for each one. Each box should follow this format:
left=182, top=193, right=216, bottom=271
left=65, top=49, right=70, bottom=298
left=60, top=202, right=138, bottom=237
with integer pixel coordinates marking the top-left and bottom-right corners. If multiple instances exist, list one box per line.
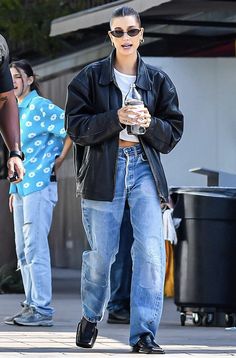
left=119, top=139, right=138, bottom=148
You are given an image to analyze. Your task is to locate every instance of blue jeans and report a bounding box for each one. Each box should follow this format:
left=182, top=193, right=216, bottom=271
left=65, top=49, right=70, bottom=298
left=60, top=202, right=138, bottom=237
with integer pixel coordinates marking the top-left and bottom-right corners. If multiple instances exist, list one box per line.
left=12, top=183, right=58, bottom=316
left=81, top=144, right=165, bottom=345
left=107, top=203, right=133, bottom=313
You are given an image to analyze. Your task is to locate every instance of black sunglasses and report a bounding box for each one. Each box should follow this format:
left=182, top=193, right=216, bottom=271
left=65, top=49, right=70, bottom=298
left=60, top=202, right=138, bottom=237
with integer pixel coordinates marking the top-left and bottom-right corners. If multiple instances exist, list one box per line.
left=110, top=28, right=141, bottom=38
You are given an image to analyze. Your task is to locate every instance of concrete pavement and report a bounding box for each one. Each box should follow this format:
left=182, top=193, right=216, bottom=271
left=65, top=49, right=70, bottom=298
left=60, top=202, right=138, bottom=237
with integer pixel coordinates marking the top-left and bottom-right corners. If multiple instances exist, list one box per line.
left=0, top=271, right=236, bottom=357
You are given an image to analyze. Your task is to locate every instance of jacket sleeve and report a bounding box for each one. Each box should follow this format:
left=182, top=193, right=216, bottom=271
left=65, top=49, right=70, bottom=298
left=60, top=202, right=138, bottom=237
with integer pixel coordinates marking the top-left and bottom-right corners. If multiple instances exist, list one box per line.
left=0, top=35, right=13, bottom=93
left=0, top=36, right=21, bottom=151
left=143, top=74, right=184, bottom=154
left=65, top=76, right=124, bottom=146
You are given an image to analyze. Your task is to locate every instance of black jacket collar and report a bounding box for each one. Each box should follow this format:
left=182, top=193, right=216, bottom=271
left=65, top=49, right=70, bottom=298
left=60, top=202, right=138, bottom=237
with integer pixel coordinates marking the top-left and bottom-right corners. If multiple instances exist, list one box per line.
left=99, top=50, right=151, bottom=91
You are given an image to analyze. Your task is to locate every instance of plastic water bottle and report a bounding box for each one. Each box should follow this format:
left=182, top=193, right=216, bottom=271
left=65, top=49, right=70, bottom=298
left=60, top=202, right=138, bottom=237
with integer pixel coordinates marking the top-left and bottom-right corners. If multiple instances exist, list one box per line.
left=124, top=84, right=146, bottom=135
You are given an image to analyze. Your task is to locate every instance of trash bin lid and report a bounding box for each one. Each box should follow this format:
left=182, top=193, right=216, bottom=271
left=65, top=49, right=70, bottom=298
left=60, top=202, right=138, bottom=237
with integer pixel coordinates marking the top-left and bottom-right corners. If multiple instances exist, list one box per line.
left=170, top=186, right=236, bottom=198
left=170, top=186, right=236, bottom=220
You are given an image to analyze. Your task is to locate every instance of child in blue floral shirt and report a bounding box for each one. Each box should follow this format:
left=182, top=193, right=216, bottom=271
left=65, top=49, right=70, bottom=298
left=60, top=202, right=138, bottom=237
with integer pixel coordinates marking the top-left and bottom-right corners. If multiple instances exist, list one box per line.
left=4, top=60, right=72, bottom=327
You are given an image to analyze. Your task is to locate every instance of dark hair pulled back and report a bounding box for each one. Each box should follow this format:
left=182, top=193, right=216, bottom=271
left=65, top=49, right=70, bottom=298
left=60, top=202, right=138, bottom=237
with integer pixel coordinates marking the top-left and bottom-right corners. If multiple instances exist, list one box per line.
left=110, top=6, right=141, bottom=28
left=10, top=59, right=41, bottom=95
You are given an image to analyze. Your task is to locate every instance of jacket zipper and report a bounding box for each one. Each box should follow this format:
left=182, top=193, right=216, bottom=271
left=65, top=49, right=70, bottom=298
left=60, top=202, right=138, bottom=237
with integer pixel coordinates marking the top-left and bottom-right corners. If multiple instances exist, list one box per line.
left=74, top=144, right=81, bottom=198
left=112, top=79, right=123, bottom=199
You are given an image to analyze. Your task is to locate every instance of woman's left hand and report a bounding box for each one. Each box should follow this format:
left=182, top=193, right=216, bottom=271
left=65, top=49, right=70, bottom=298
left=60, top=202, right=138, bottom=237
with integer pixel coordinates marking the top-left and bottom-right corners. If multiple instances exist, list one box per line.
left=138, top=107, right=152, bottom=128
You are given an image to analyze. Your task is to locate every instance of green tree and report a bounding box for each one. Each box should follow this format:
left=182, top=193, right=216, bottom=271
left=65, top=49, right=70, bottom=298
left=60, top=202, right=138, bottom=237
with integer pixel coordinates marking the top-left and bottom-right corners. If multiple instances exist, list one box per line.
left=0, top=0, right=84, bottom=62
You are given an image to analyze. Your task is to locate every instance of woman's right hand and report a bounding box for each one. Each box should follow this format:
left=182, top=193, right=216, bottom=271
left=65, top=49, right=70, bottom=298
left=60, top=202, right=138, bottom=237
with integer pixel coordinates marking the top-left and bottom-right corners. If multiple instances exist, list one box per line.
left=9, top=194, right=14, bottom=213
left=118, top=106, right=138, bottom=126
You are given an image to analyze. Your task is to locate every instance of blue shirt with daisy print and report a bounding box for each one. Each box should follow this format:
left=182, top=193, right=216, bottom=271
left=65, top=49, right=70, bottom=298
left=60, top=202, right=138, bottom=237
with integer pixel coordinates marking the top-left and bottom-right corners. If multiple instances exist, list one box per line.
left=10, top=90, right=66, bottom=196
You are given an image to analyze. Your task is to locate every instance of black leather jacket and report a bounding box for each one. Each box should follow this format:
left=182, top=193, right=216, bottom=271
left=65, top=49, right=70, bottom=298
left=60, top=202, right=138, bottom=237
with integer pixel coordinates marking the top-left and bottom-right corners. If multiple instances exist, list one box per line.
left=65, top=50, right=183, bottom=202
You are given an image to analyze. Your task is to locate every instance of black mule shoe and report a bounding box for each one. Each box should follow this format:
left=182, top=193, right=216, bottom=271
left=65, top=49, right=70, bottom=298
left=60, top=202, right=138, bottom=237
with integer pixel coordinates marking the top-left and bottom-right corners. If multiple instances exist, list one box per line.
left=132, top=334, right=165, bottom=354
left=76, top=316, right=98, bottom=348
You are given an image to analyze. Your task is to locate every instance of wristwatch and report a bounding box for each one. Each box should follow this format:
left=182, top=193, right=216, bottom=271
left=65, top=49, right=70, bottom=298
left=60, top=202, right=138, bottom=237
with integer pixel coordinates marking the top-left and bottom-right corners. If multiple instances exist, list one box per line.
left=9, top=150, right=25, bottom=161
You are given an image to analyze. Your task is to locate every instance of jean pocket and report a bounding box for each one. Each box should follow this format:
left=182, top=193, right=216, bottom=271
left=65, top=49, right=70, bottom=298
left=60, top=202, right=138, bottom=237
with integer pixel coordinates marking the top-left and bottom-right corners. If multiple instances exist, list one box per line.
left=48, top=182, right=58, bottom=205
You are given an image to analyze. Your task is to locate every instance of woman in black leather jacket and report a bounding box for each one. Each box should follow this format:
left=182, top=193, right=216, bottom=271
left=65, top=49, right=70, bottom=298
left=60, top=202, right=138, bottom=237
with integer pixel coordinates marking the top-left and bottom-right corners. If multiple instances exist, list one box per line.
left=66, top=6, right=183, bottom=354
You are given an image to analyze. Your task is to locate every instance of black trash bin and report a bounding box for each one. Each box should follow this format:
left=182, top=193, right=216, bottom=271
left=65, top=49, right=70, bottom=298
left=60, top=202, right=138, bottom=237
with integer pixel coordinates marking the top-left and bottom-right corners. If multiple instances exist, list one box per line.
left=170, top=187, right=236, bottom=327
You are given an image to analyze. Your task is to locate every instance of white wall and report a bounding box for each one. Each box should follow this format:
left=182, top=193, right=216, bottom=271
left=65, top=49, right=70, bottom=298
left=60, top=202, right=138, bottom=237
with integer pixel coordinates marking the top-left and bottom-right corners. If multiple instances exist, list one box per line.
left=144, top=57, right=236, bottom=187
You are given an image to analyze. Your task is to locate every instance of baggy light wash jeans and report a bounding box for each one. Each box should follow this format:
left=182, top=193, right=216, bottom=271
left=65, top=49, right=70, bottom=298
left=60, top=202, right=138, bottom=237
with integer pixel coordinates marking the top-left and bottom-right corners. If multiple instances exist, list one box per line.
left=81, top=144, right=166, bottom=345
left=12, top=183, right=58, bottom=316
left=107, top=203, right=133, bottom=313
